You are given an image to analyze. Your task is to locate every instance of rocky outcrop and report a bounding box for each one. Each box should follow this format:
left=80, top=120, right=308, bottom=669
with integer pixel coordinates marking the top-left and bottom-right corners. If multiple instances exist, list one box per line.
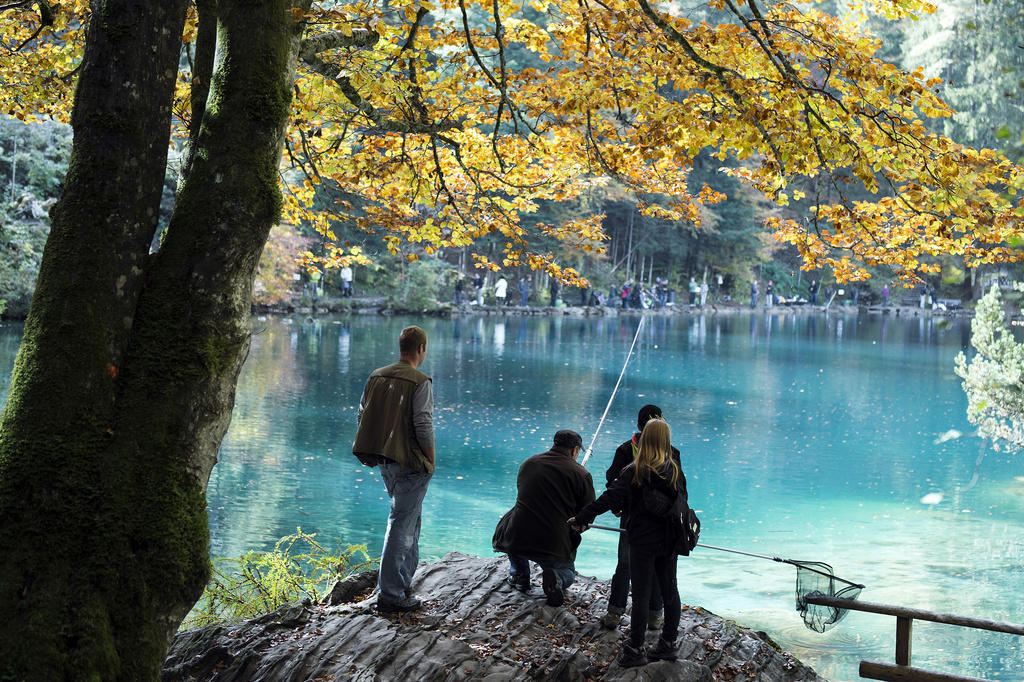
left=163, top=552, right=823, bottom=681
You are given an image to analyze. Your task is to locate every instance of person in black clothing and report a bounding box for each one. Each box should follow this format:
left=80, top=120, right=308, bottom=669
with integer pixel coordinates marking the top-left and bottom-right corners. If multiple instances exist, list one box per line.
left=473, top=272, right=484, bottom=306
left=454, top=275, right=465, bottom=306
left=492, top=430, right=595, bottom=606
left=571, top=419, right=685, bottom=667
left=549, top=278, right=561, bottom=306
left=599, top=405, right=680, bottom=630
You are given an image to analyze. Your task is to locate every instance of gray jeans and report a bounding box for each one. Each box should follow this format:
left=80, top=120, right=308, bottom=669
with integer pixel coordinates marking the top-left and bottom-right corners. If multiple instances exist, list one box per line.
left=507, top=554, right=576, bottom=590
left=378, top=459, right=432, bottom=602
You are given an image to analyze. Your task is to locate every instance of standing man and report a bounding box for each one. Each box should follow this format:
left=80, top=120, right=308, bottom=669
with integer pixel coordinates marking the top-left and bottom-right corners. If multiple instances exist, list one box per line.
left=518, top=276, right=530, bottom=306
left=340, top=264, right=354, bottom=297
left=493, top=430, right=595, bottom=606
left=750, top=280, right=758, bottom=308
left=598, top=405, right=681, bottom=629
left=353, top=326, right=436, bottom=613
left=473, top=272, right=485, bottom=306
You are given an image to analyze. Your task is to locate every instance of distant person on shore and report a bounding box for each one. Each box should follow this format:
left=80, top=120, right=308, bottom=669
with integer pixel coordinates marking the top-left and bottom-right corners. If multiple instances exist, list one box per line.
left=352, top=326, right=435, bottom=613
left=699, top=279, right=709, bottom=307
left=750, top=280, right=758, bottom=308
left=571, top=418, right=687, bottom=668
left=689, top=277, right=698, bottom=306
left=630, top=284, right=642, bottom=309
left=309, top=269, right=322, bottom=299
left=808, top=280, right=819, bottom=304
left=620, top=281, right=631, bottom=308
left=596, top=405, right=680, bottom=632
left=518, top=277, right=530, bottom=306
left=881, top=284, right=889, bottom=306
left=341, top=265, right=354, bottom=297
left=495, top=275, right=508, bottom=306
left=766, top=280, right=774, bottom=308
left=550, top=278, right=561, bottom=306
left=473, top=272, right=484, bottom=306
left=656, top=278, right=668, bottom=308
left=454, top=275, right=465, bottom=306
left=493, top=430, right=595, bottom=606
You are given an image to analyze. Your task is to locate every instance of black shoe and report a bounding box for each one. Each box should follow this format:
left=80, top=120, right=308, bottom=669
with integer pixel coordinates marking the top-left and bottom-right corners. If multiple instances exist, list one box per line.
left=377, top=595, right=422, bottom=613
left=648, top=636, right=677, bottom=661
left=506, top=574, right=530, bottom=592
left=541, top=568, right=564, bottom=606
left=618, top=643, right=647, bottom=668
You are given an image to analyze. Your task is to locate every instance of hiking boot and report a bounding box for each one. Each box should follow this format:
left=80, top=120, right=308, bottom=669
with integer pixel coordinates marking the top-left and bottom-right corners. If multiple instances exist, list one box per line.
left=542, top=568, right=564, bottom=606
left=506, top=574, right=531, bottom=592
left=617, top=642, right=647, bottom=668
left=648, top=610, right=664, bottom=630
left=600, top=612, right=621, bottom=629
left=377, top=595, right=422, bottom=613
left=648, top=636, right=678, bottom=661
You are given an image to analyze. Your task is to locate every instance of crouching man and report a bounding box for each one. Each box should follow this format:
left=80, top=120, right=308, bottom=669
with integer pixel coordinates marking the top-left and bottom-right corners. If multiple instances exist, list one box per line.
left=492, top=430, right=595, bottom=606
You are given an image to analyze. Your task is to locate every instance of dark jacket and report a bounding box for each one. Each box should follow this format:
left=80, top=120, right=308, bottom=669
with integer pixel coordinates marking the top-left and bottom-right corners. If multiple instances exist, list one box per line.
left=492, top=449, right=595, bottom=563
left=578, top=461, right=687, bottom=552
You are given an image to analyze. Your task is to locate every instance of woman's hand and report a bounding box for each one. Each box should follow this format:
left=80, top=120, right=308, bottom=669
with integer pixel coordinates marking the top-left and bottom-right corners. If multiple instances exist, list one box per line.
left=567, top=517, right=588, bottom=533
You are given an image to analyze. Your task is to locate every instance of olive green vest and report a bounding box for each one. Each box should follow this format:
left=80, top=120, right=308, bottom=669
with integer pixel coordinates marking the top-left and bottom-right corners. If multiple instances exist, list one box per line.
left=352, top=361, right=432, bottom=473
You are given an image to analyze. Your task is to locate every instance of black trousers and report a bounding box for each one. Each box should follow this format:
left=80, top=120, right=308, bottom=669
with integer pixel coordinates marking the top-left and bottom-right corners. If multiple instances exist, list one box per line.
left=628, top=549, right=680, bottom=648
left=609, top=528, right=663, bottom=615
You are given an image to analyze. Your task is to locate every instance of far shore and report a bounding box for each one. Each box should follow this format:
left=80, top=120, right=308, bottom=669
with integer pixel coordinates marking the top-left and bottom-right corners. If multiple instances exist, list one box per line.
left=255, top=295, right=985, bottom=320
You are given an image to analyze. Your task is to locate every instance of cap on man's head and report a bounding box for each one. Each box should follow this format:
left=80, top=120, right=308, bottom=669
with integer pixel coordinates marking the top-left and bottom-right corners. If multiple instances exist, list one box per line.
left=637, top=404, right=662, bottom=430
left=553, top=429, right=583, bottom=449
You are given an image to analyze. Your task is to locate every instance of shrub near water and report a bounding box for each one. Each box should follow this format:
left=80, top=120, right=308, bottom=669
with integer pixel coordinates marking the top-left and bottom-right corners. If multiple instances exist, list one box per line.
left=181, top=529, right=375, bottom=629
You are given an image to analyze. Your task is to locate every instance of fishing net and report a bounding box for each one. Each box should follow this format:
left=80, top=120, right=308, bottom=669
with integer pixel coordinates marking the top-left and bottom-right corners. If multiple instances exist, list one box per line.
left=792, top=560, right=865, bottom=632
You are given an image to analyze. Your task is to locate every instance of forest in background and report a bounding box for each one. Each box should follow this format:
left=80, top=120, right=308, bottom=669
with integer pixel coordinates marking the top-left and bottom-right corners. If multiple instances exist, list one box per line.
left=1, top=0, right=1022, bottom=316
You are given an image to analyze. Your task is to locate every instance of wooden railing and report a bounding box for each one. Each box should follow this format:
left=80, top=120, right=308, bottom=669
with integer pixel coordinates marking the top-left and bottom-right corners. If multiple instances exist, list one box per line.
left=802, top=595, right=1024, bottom=682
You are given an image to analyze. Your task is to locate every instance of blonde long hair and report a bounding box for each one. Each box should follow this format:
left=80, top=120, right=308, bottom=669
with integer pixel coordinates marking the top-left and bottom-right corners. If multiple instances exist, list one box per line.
left=633, top=418, right=680, bottom=489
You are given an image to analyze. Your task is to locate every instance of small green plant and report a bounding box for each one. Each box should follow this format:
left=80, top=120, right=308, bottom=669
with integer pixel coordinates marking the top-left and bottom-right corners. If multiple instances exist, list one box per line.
left=181, top=528, right=375, bottom=629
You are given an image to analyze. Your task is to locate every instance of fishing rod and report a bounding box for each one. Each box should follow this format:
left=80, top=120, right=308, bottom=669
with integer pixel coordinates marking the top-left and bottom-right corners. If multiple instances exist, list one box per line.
left=580, top=315, right=646, bottom=468
left=587, top=524, right=864, bottom=588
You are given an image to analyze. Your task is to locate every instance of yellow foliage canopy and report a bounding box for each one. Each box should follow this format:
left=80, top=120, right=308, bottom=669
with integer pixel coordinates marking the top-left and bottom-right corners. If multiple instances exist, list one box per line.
left=3, top=0, right=1021, bottom=283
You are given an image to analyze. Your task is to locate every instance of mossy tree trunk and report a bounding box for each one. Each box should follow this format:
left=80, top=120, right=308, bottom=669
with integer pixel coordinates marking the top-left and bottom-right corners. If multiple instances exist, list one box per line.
left=0, top=1, right=312, bottom=678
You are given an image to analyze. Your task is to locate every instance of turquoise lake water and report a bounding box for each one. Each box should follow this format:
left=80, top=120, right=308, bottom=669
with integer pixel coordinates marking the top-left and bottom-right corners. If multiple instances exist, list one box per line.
left=1, top=311, right=1022, bottom=680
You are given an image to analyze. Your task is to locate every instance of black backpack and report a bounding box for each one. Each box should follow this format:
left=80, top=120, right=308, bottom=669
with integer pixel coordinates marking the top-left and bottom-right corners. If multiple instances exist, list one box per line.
left=641, top=476, right=701, bottom=556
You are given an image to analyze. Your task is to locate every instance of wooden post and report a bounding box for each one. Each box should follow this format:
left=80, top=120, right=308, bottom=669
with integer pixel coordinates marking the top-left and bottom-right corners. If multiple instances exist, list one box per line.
left=895, top=616, right=913, bottom=665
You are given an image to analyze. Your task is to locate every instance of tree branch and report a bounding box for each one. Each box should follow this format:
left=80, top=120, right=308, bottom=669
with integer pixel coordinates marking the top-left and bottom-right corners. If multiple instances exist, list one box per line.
left=298, top=29, right=379, bottom=61
left=298, top=25, right=460, bottom=135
